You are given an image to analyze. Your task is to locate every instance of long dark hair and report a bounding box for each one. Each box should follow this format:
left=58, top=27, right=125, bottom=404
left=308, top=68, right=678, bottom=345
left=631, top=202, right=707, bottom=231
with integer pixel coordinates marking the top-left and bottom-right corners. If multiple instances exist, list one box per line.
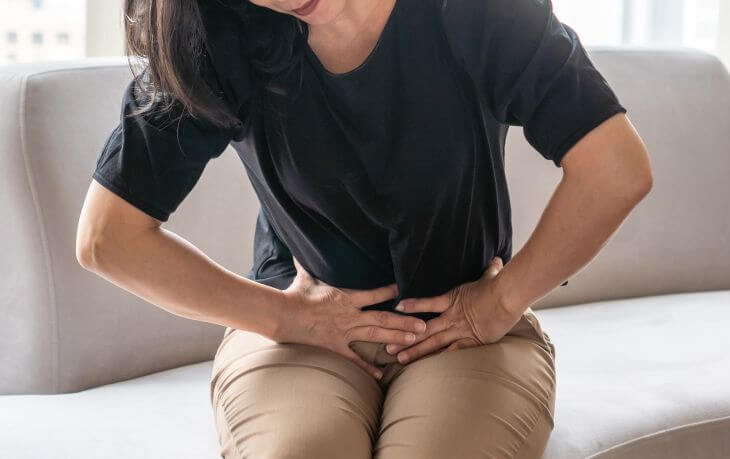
left=122, top=0, right=308, bottom=133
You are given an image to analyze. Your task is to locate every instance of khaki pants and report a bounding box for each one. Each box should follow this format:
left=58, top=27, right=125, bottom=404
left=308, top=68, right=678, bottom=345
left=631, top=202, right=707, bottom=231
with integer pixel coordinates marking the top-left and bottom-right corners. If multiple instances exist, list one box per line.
left=210, top=307, right=556, bottom=459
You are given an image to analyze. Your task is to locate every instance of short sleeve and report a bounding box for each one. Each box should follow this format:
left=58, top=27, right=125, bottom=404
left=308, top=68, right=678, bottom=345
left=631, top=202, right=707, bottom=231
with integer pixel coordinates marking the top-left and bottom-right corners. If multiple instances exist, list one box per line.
left=91, top=72, right=235, bottom=222
left=441, top=0, right=628, bottom=167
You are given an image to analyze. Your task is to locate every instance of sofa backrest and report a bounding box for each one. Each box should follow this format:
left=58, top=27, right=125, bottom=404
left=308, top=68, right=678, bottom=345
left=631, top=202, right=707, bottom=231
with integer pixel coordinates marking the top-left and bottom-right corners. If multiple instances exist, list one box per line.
left=1, top=49, right=728, bottom=394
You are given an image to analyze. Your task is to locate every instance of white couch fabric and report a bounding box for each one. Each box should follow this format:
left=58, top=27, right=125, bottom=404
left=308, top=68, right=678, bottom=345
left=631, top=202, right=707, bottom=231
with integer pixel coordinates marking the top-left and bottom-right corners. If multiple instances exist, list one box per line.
left=539, top=290, right=730, bottom=458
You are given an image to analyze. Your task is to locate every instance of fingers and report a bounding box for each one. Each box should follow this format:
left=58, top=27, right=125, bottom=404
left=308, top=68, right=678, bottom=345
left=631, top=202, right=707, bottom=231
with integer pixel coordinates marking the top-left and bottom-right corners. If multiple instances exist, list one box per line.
left=385, top=315, right=449, bottom=354
left=386, top=343, right=404, bottom=355
left=395, top=327, right=461, bottom=364
left=356, top=310, right=427, bottom=334
left=340, top=346, right=383, bottom=381
left=388, top=333, right=479, bottom=357
left=394, top=293, right=450, bottom=314
left=392, top=257, right=502, bottom=314
left=345, top=283, right=399, bottom=309
left=346, top=325, right=420, bottom=347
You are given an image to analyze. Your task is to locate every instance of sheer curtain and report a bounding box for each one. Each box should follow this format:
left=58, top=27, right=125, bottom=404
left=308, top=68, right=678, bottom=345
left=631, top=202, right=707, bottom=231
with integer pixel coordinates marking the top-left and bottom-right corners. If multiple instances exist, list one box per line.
left=0, top=0, right=86, bottom=64
left=553, top=0, right=729, bottom=68
left=1, top=0, right=729, bottom=70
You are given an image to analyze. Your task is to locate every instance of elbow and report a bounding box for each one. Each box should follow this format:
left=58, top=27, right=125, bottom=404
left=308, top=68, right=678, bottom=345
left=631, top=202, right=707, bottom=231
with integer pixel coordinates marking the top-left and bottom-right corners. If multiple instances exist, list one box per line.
left=579, top=148, right=654, bottom=209
left=607, top=139, right=654, bottom=204
left=625, top=147, right=654, bottom=203
left=628, top=166, right=653, bottom=203
left=76, top=233, right=107, bottom=272
left=76, top=238, right=97, bottom=271
left=76, top=217, right=98, bottom=270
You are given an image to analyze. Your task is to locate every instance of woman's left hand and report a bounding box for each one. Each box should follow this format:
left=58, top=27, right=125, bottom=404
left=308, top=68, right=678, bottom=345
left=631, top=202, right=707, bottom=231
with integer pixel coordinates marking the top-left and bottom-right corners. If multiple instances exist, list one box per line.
left=387, top=256, right=524, bottom=364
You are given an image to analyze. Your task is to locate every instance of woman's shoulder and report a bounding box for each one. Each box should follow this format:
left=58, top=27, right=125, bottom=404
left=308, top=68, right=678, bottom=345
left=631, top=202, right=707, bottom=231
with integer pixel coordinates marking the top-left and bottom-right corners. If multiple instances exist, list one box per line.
left=438, top=0, right=556, bottom=62
left=439, top=0, right=551, bottom=19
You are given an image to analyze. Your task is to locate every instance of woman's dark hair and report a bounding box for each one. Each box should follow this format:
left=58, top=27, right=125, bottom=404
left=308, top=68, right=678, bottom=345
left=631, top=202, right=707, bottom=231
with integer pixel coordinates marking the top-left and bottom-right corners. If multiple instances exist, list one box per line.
left=122, top=0, right=308, bottom=133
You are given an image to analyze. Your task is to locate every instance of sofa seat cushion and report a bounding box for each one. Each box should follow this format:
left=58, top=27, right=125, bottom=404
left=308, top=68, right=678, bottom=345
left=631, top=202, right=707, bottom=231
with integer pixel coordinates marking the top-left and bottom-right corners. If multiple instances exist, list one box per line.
left=537, top=289, right=730, bottom=458
left=1, top=290, right=728, bottom=459
left=0, top=361, right=221, bottom=459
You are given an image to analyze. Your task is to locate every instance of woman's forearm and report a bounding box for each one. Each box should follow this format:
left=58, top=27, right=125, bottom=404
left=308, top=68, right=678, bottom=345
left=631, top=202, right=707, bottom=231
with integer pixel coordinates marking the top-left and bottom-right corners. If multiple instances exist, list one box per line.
left=489, top=115, right=653, bottom=316
left=81, top=226, right=287, bottom=339
left=489, top=171, right=650, bottom=316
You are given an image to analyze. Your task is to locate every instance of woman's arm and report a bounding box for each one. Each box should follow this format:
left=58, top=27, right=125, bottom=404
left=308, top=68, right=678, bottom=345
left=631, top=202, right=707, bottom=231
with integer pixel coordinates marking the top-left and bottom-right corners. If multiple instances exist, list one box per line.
left=488, top=112, right=653, bottom=316
left=77, top=180, right=424, bottom=380
left=77, top=179, right=287, bottom=339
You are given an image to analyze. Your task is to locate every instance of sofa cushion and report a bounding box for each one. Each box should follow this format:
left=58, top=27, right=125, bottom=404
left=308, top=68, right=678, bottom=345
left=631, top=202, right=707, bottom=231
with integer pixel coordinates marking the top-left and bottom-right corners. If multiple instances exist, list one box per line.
left=0, top=361, right=220, bottom=459
left=1, top=290, right=728, bottom=458
left=538, top=290, right=730, bottom=458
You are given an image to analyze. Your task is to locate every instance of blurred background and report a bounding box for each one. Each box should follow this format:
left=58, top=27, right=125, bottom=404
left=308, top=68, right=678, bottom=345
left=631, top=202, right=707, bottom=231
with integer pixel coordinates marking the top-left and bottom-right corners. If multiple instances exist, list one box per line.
left=1, top=0, right=728, bottom=68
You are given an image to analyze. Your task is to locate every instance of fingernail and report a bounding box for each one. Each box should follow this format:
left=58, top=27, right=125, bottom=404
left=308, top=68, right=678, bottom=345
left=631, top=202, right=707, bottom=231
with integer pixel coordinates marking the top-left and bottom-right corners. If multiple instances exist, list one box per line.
left=398, top=353, right=408, bottom=364
left=416, top=321, right=426, bottom=332
left=395, top=302, right=404, bottom=311
left=375, top=370, right=383, bottom=379
left=406, top=333, right=415, bottom=342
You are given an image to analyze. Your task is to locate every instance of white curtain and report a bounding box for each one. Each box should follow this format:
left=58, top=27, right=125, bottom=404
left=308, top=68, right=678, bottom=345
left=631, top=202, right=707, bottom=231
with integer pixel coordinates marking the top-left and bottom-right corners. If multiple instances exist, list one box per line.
left=553, top=0, right=729, bottom=69
left=3, top=0, right=729, bottom=70
left=719, top=1, right=730, bottom=67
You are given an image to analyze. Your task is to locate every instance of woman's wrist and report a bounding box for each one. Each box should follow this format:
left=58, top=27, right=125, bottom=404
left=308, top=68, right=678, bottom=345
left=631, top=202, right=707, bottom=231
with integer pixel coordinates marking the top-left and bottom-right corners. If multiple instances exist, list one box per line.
left=224, top=279, right=292, bottom=341
left=267, top=288, right=296, bottom=342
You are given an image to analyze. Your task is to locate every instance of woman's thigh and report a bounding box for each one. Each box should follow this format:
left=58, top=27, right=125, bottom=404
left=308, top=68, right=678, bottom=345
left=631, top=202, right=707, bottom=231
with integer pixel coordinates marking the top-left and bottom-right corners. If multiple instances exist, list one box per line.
left=373, top=308, right=557, bottom=459
left=209, top=327, right=383, bottom=459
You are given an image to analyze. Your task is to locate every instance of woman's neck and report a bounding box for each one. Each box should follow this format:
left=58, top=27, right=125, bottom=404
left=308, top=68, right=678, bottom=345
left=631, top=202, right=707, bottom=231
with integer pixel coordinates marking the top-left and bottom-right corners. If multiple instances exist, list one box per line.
left=306, top=0, right=393, bottom=50
left=305, top=0, right=396, bottom=74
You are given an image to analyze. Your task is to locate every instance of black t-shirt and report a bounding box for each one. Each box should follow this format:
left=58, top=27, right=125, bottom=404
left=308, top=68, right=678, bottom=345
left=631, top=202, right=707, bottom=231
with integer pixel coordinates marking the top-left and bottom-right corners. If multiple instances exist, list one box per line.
left=92, top=0, right=627, bottom=321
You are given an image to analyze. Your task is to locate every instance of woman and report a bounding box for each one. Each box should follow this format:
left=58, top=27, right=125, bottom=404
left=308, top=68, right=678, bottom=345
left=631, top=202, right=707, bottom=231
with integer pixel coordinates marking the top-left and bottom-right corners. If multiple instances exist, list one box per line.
left=78, top=0, right=653, bottom=457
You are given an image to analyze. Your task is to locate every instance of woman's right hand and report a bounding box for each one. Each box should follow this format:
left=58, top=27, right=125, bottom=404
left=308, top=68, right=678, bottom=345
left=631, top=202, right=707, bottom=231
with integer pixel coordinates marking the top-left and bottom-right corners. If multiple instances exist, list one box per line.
left=274, top=256, right=427, bottom=380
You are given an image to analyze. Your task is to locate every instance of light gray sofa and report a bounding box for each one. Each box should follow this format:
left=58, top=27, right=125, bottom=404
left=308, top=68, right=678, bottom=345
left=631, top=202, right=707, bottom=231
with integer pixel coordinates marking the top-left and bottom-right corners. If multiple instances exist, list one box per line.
left=1, top=48, right=728, bottom=458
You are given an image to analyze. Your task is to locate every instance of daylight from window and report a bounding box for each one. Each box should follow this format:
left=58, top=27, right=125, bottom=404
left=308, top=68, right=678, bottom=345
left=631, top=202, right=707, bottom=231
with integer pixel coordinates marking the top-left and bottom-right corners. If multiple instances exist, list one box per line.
left=1, top=0, right=86, bottom=65
left=0, top=0, right=727, bottom=67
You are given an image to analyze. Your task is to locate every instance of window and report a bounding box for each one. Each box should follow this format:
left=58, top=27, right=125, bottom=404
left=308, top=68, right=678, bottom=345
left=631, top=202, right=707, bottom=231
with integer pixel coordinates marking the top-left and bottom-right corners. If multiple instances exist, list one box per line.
left=0, top=0, right=727, bottom=68
left=552, top=0, right=725, bottom=60
left=0, top=0, right=86, bottom=64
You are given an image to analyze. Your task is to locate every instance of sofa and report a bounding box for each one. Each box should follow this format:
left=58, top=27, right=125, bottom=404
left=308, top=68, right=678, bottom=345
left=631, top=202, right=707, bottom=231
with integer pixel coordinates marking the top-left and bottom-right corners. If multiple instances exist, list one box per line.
left=0, top=47, right=728, bottom=458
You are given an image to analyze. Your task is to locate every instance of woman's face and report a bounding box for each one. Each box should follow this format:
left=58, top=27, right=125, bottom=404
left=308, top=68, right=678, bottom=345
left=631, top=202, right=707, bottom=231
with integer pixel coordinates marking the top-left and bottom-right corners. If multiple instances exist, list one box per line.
left=248, top=0, right=346, bottom=25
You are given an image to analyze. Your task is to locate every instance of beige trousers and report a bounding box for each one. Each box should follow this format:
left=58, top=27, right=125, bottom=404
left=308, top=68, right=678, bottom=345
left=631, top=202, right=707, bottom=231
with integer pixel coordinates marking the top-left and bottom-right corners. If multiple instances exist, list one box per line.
left=210, top=307, right=556, bottom=459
